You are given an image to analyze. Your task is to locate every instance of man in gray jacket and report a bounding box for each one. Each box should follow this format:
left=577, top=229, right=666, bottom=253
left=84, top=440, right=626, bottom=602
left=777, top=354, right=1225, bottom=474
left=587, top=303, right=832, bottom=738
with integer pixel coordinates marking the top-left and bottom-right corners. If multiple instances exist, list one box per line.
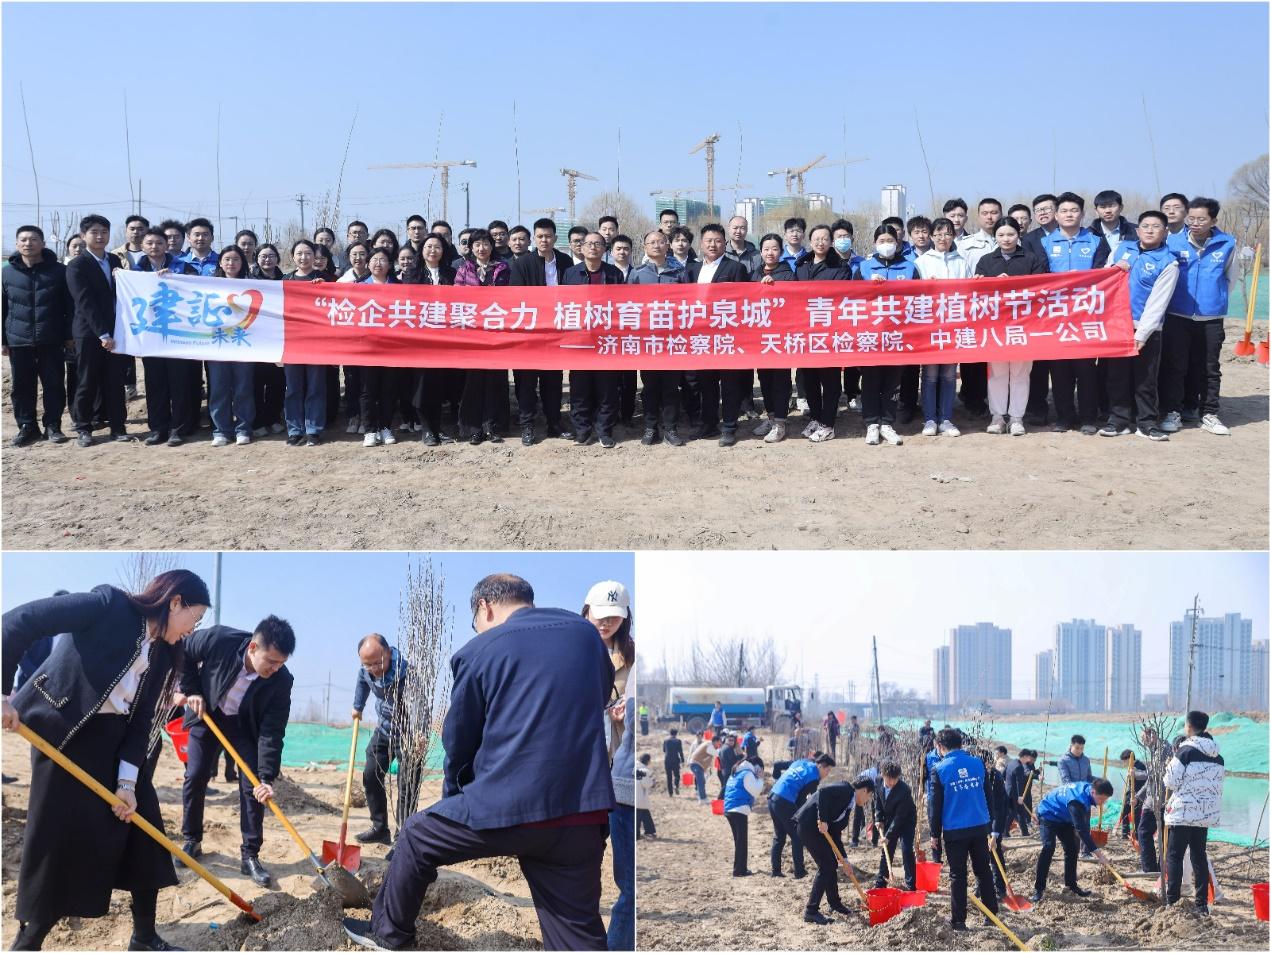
left=1057, top=735, right=1092, bottom=784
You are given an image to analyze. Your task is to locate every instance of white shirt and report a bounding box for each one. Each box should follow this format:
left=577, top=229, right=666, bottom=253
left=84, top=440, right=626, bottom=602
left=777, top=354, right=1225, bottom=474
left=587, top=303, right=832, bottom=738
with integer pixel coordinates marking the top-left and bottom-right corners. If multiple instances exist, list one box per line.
left=221, top=651, right=260, bottom=716
left=106, top=636, right=156, bottom=784
left=544, top=256, right=559, bottom=286
left=427, top=266, right=441, bottom=285
left=697, top=257, right=723, bottom=284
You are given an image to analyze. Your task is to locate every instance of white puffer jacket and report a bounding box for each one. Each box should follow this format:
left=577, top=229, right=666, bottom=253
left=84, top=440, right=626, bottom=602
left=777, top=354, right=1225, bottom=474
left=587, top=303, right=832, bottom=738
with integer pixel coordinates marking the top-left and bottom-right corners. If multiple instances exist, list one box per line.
left=1164, top=735, right=1225, bottom=828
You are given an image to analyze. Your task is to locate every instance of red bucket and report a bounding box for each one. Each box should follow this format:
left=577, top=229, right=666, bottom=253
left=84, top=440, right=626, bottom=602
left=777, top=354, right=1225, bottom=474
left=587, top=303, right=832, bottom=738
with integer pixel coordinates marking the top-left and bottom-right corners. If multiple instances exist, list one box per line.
left=915, top=861, right=942, bottom=892
left=1090, top=830, right=1109, bottom=848
left=899, top=890, right=927, bottom=909
left=867, top=887, right=902, bottom=926
left=1253, top=882, right=1269, bottom=922
left=703, top=730, right=713, bottom=741
left=711, top=799, right=725, bottom=815
left=165, top=717, right=190, bottom=763
left=681, top=771, right=694, bottom=787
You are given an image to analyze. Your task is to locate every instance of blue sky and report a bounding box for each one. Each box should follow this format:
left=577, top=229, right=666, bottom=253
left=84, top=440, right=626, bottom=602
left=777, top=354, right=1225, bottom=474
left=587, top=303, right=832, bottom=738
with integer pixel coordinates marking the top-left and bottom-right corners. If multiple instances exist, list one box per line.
left=2, top=551, right=634, bottom=717
left=3, top=2, right=1267, bottom=240
left=636, top=551, right=1269, bottom=699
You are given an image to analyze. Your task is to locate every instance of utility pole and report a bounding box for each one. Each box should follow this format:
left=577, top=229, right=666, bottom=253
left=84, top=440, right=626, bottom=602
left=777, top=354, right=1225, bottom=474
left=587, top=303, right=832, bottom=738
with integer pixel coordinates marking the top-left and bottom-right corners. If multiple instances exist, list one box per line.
left=297, top=194, right=306, bottom=234
left=230, top=215, right=239, bottom=237
left=369, top=159, right=476, bottom=222
left=211, top=552, right=222, bottom=626
left=872, top=636, right=884, bottom=725
left=137, top=179, right=142, bottom=220
left=737, top=643, right=746, bottom=688
left=460, top=182, right=470, bottom=228
left=324, top=669, right=332, bottom=726
left=1185, top=594, right=1201, bottom=713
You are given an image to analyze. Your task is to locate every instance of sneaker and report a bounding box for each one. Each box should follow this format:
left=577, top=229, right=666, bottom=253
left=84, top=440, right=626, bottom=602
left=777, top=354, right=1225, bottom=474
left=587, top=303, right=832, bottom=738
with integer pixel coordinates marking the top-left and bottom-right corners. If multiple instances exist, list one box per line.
left=1137, top=427, right=1169, bottom=441
left=1099, top=424, right=1131, bottom=437
left=398, top=421, right=411, bottom=433
left=210, top=434, right=229, bottom=447
left=600, top=435, right=616, bottom=449
left=1161, top=411, right=1182, bottom=433
left=11, top=426, right=40, bottom=447
left=865, top=424, right=880, bottom=445
left=719, top=430, right=737, bottom=447
left=796, top=397, right=810, bottom=414
left=144, top=431, right=167, bottom=446
left=801, top=420, right=818, bottom=438
left=342, top=918, right=398, bottom=952
left=764, top=420, right=787, bottom=443
left=421, top=430, right=440, bottom=447
left=847, top=396, right=862, bottom=413
left=1201, top=414, right=1230, bottom=435
left=305, top=433, right=320, bottom=447
left=380, top=427, right=397, bottom=445
left=363, top=431, right=380, bottom=447
left=253, top=426, right=268, bottom=437
left=269, top=422, right=285, bottom=434
left=45, top=428, right=68, bottom=444
left=803, top=910, right=832, bottom=925
left=356, top=826, right=393, bottom=845
left=1062, top=885, right=1092, bottom=898
left=1181, top=407, right=1201, bottom=423
left=809, top=424, right=835, bottom=442
left=285, top=433, right=303, bottom=446
left=641, top=428, right=658, bottom=446
left=235, top=433, right=251, bottom=445
left=521, top=426, right=535, bottom=446
left=1009, top=419, right=1026, bottom=437
left=125, top=385, right=139, bottom=401
left=346, top=416, right=360, bottom=434
left=879, top=424, right=903, bottom=445
left=987, top=416, right=1005, bottom=434
left=1051, top=421, right=1070, bottom=433
left=939, top=420, right=960, bottom=437
left=921, top=420, right=938, bottom=437
left=1080, top=423, right=1099, bottom=436
left=664, top=429, right=685, bottom=447
left=753, top=418, right=773, bottom=437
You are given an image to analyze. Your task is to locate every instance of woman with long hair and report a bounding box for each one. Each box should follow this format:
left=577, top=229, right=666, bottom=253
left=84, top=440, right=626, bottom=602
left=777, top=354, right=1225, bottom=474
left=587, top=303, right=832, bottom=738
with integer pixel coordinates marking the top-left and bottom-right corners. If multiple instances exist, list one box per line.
left=411, top=234, right=460, bottom=445
left=2, top=569, right=212, bottom=952
left=753, top=233, right=796, bottom=442
left=283, top=239, right=328, bottom=446
left=455, top=228, right=510, bottom=443
left=207, top=245, right=257, bottom=447
left=358, top=247, right=400, bottom=447
left=795, top=225, right=853, bottom=442
left=250, top=244, right=286, bottom=436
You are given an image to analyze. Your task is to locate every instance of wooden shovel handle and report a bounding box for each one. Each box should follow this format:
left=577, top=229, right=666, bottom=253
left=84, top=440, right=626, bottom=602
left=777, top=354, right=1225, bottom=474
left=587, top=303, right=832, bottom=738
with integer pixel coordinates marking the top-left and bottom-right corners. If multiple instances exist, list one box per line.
left=824, top=830, right=870, bottom=905
left=968, top=892, right=1028, bottom=951
left=339, top=714, right=361, bottom=833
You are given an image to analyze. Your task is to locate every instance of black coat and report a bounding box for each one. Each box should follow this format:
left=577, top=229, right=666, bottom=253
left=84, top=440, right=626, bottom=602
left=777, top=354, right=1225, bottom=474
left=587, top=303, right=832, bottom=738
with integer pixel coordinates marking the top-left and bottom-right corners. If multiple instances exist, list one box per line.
left=795, top=780, right=857, bottom=835
left=562, top=261, right=626, bottom=285
left=683, top=256, right=750, bottom=283
left=2, top=249, right=72, bottom=347
left=417, top=264, right=457, bottom=286
left=2, top=586, right=179, bottom=766
left=1022, top=227, right=1053, bottom=262
left=985, top=766, right=1011, bottom=835
left=428, top=606, right=615, bottom=830
left=178, top=625, right=293, bottom=783
left=718, top=744, right=739, bottom=781
left=874, top=778, right=917, bottom=836
left=975, top=247, right=1049, bottom=277
left=663, top=737, right=685, bottom=766
left=750, top=261, right=796, bottom=283
left=508, top=250, right=574, bottom=287
left=64, top=249, right=123, bottom=340
left=1007, top=760, right=1038, bottom=805
left=795, top=252, right=853, bottom=282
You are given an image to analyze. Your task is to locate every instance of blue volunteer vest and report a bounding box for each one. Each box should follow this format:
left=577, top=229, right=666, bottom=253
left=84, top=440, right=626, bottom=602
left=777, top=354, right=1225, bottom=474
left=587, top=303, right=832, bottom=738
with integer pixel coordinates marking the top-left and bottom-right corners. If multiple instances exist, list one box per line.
left=1111, top=242, right=1179, bottom=322
left=724, top=763, right=757, bottom=811
left=857, top=255, right=917, bottom=280
left=934, top=749, right=990, bottom=831
left=1167, top=228, right=1235, bottom=316
left=925, top=748, right=942, bottom=797
left=771, top=759, right=818, bottom=804
left=1043, top=228, right=1102, bottom=272
left=1038, top=781, right=1096, bottom=825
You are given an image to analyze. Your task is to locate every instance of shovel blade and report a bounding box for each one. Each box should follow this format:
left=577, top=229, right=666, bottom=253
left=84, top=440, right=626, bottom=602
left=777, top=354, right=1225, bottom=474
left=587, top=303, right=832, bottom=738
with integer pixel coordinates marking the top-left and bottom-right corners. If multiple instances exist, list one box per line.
left=1003, top=893, right=1033, bottom=912
left=321, top=839, right=361, bottom=873
left=314, top=855, right=372, bottom=908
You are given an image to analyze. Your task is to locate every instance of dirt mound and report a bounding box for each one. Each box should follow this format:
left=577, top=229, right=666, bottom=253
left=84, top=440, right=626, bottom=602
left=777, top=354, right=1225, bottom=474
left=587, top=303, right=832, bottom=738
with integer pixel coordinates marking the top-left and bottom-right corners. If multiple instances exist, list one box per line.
left=271, top=773, right=340, bottom=815
left=872, top=906, right=963, bottom=949
left=2, top=799, right=26, bottom=878
left=1131, top=899, right=1222, bottom=944
left=464, top=854, right=527, bottom=886
left=415, top=873, right=541, bottom=950
left=212, top=890, right=350, bottom=950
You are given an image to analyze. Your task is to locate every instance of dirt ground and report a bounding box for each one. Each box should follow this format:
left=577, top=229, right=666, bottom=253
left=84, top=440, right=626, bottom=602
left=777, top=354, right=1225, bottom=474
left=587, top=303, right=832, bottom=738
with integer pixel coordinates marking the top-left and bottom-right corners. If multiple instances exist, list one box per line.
left=636, top=738, right=1270, bottom=951
left=0, top=744, right=617, bottom=951
left=2, top=320, right=1266, bottom=551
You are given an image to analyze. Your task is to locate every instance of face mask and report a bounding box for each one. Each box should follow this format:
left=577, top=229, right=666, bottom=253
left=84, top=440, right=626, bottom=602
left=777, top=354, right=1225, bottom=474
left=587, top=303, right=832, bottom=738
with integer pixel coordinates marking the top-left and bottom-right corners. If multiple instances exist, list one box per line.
left=876, top=242, right=897, bottom=258
left=833, top=238, right=853, bottom=254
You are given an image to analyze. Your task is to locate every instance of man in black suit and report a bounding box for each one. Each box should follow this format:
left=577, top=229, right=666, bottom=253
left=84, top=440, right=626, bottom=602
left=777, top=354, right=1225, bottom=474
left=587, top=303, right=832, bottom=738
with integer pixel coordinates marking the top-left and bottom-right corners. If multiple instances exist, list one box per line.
left=684, top=224, right=751, bottom=446
left=872, top=761, right=918, bottom=891
left=345, top=573, right=615, bottom=952
left=176, top=615, right=295, bottom=888
left=65, top=214, right=131, bottom=446
left=561, top=232, right=625, bottom=448
left=507, top=218, right=574, bottom=445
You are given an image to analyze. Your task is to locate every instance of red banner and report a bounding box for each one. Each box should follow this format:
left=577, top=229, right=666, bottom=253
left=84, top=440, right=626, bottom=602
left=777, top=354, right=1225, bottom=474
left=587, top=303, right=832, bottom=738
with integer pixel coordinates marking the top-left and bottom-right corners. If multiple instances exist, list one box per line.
left=114, top=268, right=1135, bottom=369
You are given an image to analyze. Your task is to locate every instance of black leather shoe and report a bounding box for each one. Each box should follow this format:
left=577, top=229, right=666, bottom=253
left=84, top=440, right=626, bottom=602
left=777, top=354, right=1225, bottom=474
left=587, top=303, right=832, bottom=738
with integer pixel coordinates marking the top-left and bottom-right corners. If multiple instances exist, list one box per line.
left=113, top=432, right=135, bottom=442
left=770, top=870, right=785, bottom=878
left=949, top=921, right=968, bottom=932
left=167, top=432, right=184, bottom=447
left=305, top=433, right=320, bottom=446
left=241, top=854, right=272, bottom=887
left=803, top=910, right=831, bottom=925
left=11, top=427, right=40, bottom=447
left=76, top=432, right=94, bottom=447
left=45, top=428, right=68, bottom=444
left=1062, top=885, right=1092, bottom=898
left=793, top=870, right=808, bottom=879
left=467, top=430, right=483, bottom=445
left=285, top=433, right=303, bottom=446
left=144, top=431, right=168, bottom=446
left=485, top=430, right=503, bottom=444
left=128, top=933, right=184, bottom=951
left=521, top=426, right=535, bottom=446
left=1028, top=890, right=1043, bottom=903
left=641, top=428, right=658, bottom=445
left=546, top=425, right=573, bottom=439
left=664, top=429, right=685, bottom=447
left=173, top=839, right=202, bottom=869
left=828, top=901, right=852, bottom=914
left=719, top=430, right=737, bottom=447
left=356, top=826, right=393, bottom=846
left=574, top=430, right=593, bottom=445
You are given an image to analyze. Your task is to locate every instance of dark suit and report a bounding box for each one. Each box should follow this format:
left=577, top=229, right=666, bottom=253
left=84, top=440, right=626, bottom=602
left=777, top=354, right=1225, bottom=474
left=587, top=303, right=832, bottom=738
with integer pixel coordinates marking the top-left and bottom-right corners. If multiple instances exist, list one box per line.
left=1022, top=227, right=1059, bottom=421
left=873, top=779, right=918, bottom=889
left=135, top=256, right=199, bottom=437
left=65, top=249, right=128, bottom=435
left=682, top=257, right=752, bottom=434
left=178, top=625, right=293, bottom=858
left=508, top=250, right=575, bottom=433
left=796, top=782, right=854, bottom=915
left=561, top=262, right=625, bottom=440
left=371, top=606, right=615, bottom=950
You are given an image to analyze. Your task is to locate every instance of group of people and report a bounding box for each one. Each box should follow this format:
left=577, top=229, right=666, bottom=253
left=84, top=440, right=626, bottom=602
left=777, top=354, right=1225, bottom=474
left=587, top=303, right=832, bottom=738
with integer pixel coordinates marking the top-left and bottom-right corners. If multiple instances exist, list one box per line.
left=3, top=188, right=1242, bottom=450
left=663, top=709, right=1227, bottom=932
left=2, top=570, right=638, bottom=952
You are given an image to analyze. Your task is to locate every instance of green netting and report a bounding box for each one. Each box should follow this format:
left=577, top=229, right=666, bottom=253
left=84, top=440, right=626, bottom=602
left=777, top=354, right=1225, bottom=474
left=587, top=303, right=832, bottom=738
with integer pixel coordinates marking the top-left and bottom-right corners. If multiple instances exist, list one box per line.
left=279, top=723, right=446, bottom=771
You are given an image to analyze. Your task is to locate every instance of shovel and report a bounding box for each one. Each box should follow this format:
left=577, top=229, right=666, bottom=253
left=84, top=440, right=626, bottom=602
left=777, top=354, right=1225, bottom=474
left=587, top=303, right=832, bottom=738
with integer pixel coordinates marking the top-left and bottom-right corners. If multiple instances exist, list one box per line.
left=968, top=892, right=1028, bottom=952
left=988, top=837, right=1033, bottom=911
left=200, top=711, right=370, bottom=907
left=321, top=713, right=362, bottom=873
left=1101, top=855, right=1158, bottom=903
left=821, top=831, right=870, bottom=923
left=1234, top=243, right=1262, bottom=357
left=16, top=721, right=261, bottom=921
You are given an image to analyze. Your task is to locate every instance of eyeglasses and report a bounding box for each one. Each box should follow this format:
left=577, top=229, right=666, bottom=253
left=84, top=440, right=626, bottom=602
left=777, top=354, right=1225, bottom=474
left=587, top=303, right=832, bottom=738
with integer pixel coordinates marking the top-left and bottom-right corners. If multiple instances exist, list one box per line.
left=1184, top=217, right=1212, bottom=226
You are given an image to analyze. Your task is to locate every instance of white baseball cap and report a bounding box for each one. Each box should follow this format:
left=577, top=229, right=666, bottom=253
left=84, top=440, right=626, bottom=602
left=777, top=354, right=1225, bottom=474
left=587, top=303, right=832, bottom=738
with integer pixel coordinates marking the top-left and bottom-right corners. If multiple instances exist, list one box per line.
left=585, top=580, right=630, bottom=619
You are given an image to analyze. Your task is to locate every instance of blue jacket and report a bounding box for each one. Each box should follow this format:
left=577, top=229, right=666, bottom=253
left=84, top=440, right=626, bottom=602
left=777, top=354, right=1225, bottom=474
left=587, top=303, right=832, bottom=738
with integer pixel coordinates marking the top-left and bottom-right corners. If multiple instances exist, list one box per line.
left=854, top=254, right=917, bottom=281
left=924, top=747, right=942, bottom=798
left=770, top=758, right=820, bottom=805
left=1037, top=781, right=1100, bottom=852
left=930, top=748, right=990, bottom=838
left=1040, top=227, right=1110, bottom=272
left=1167, top=227, right=1236, bottom=317
left=428, top=606, right=616, bottom=830
left=352, top=645, right=410, bottom=745
left=723, top=760, right=758, bottom=811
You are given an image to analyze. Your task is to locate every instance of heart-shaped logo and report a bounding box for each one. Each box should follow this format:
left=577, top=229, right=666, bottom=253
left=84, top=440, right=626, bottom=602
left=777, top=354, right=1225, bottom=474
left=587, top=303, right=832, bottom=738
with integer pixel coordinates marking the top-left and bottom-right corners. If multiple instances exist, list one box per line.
left=225, top=289, right=264, bottom=330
